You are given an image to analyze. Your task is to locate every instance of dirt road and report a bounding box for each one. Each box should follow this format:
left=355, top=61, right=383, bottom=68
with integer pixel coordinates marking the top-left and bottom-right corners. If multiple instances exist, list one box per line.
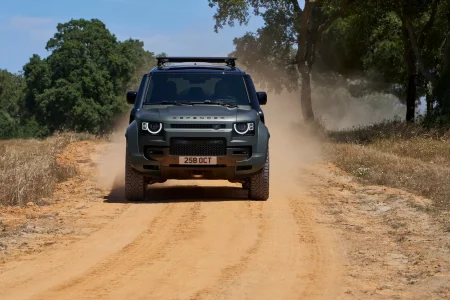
left=0, top=183, right=345, bottom=300
left=0, top=134, right=346, bottom=300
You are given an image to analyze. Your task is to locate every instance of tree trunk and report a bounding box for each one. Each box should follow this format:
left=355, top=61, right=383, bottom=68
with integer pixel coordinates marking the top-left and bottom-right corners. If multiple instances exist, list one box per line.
left=405, top=72, right=417, bottom=122
left=405, top=47, right=417, bottom=122
left=402, top=24, right=417, bottom=122
left=426, top=92, right=433, bottom=116
left=295, top=0, right=315, bottom=122
left=298, top=64, right=314, bottom=122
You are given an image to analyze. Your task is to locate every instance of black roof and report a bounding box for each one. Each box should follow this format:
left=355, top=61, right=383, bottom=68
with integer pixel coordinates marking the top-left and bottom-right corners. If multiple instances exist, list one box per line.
left=150, top=57, right=246, bottom=74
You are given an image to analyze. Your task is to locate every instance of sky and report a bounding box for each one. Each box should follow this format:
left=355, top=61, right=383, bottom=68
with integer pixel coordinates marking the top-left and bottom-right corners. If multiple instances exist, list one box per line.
left=0, top=0, right=268, bottom=73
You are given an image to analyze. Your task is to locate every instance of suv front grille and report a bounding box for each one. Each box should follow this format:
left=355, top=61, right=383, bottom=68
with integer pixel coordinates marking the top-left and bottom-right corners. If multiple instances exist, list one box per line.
left=170, top=124, right=226, bottom=129
left=169, top=137, right=226, bottom=156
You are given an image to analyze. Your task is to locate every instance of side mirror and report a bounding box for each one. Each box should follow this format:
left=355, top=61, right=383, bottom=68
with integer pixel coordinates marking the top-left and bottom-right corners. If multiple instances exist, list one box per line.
left=256, top=92, right=267, bottom=105
left=126, top=91, right=137, bottom=104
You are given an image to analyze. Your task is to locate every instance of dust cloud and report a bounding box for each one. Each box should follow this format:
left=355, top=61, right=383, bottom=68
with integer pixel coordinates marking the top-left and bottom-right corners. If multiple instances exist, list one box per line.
left=259, top=87, right=323, bottom=194
left=254, top=80, right=405, bottom=192
left=312, top=85, right=405, bottom=130
left=95, top=114, right=128, bottom=192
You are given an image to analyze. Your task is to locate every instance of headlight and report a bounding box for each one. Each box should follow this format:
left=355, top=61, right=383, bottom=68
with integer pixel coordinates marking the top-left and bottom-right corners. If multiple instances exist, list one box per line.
left=233, top=122, right=255, bottom=135
left=142, top=122, right=162, bottom=134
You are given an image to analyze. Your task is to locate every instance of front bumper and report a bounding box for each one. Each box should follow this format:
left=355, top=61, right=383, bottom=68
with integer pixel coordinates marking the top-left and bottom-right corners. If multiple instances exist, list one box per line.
left=126, top=124, right=268, bottom=180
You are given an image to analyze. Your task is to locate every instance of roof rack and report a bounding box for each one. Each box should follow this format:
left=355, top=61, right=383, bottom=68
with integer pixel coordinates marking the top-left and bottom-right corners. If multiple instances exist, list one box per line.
left=156, top=56, right=237, bottom=68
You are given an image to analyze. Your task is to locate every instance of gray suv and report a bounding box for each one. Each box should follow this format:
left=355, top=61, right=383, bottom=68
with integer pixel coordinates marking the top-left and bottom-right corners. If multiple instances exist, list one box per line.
left=125, top=57, right=270, bottom=201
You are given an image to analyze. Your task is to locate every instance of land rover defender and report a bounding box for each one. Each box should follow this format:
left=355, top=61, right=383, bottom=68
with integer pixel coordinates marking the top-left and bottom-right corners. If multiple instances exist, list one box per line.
left=125, top=57, right=270, bottom=201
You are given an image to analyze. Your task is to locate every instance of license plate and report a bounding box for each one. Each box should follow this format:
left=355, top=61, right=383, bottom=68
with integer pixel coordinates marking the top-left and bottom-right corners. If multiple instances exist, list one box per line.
left=179, top=156, right=217, bottom=165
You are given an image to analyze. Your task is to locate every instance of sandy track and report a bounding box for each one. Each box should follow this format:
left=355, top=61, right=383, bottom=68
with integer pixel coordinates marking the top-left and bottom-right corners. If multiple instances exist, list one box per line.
left=0, top=130, right=344, bottom=300
left=0, top=95, right=348, bottom=299
left=0, top=176, right=343, bottom=300
left=1, top=132, right=448, bottom=299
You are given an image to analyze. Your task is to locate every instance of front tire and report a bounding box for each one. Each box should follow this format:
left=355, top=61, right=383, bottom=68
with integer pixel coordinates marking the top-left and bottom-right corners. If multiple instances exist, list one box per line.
left=248, top=151, right=269, bottom=201
left=125, top=149, right=147, bottom=202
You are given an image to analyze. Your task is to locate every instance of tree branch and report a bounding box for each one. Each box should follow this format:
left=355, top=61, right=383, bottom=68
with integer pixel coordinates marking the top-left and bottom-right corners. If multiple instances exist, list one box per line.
left=289, top=0, right=302, bottom=14
left=296, top=0, right=311, bottom=64
left=418, top=0, right=439, bottom=49
left=404, top=20, right=436, bottom=84
left=318, top=0, right=356, bottom=34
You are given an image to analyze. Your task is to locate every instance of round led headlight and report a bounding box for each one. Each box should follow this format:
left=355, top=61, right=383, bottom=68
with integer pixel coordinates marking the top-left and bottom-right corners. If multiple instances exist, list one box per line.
left=142, top=122, right=162, bottom=134
left=234, top=122, right=254, bottom=135
left=235, top=123, right=248, bottom=133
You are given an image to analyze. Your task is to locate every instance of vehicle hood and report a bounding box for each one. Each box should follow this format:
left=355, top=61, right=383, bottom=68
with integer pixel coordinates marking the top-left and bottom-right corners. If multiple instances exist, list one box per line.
left=136, top=105, right=257, bottom=123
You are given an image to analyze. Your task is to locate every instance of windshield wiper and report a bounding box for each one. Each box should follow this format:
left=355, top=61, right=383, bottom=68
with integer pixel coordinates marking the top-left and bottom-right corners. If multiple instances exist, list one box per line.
left=190, top=100, right=238, bottom=108
left=146, top=101, right=192, bottom=106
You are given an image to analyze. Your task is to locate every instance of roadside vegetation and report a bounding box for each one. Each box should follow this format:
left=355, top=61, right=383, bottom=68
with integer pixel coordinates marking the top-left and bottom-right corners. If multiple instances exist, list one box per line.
left=323, top=121, right=450, bottom=231
left=0, top=132, right=96, bottom=206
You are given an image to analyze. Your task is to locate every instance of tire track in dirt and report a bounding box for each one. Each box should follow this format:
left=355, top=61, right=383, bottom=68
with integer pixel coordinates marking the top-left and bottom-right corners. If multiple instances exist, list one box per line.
left=118, top=192, right=265, bottom=300
left=211, top=192, right=321, bottom=300
left=190, top=201, right=267, bottom=300
left=0, top=202, right=166, bottom=300
left=35, top=201, right=203, bottom=299
left=289, top=196, right=344, bottom=299
left=28, top=181, right=269, bottom=300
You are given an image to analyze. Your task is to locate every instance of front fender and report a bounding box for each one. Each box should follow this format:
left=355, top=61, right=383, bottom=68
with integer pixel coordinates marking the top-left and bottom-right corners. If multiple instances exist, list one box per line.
left=125, top=120, right=140, bottom=154
left=256, top=122, right=270, bottom=156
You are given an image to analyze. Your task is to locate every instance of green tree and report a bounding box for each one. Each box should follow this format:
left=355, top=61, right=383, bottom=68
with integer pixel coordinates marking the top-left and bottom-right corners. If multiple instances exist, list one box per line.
left=23, top=18, right=150, bottom=134
left=355, top=0, right=449, bottom=122
left=208, top=0, right=356, bottom=122
left=0, top=70, right=25, bottom=138
left=219, top=0, right=449, bottom=123
left=0, top=69, right=44, bottom=139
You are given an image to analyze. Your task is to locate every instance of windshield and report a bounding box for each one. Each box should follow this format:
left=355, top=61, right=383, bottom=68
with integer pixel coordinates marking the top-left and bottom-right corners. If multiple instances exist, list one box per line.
left=144, top=73, right=250, bottom=106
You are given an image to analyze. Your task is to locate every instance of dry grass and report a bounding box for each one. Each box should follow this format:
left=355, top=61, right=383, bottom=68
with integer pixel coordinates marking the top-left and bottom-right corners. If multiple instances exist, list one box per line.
left=0, top=132, right=96, bottom=206
left=372, top=138, right=450, bottom=167
left=324, top=121, right=450, bottom=235
left=324, top=142, right=450, bottom=211
left=328, top=120, right=450, bottom=144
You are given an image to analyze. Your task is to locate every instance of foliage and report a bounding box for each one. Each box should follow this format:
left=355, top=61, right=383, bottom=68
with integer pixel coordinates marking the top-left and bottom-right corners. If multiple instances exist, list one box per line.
left=0, top=70, right=45, bottom=139
left=209, top=0, right=450, bottom=123
left=210, top=0, right=300, bottom=93
left=22, top=18, right=156, bottom=135
left=0, top=70, right=25, bottom=139
left=210, top=1, right=347, bottom=121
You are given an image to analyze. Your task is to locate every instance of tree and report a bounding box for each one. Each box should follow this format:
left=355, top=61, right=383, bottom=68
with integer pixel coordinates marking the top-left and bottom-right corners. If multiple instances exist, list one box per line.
left=0, top=70, right=25, bottom=138
left=360, top=0, right=449, bottom=122
left=120, top=39, right=159, bottom=90
left=23, top=18, right=151, bottom=134
left=0, top=69, right=44, bottom=139
left=208, top=0, right=356, bottom=122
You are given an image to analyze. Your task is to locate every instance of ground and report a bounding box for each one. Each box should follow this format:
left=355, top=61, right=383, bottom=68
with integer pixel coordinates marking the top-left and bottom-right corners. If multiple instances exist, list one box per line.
left=0, top=133, right=449, bottom=299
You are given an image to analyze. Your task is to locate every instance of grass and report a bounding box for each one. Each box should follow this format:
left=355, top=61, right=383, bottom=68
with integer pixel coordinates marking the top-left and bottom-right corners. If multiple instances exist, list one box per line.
left=328, top=120, right=450, bottom=144
left=0, top=132, right=96, bottom=206
left=324, top=121, right=450, bottom=212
